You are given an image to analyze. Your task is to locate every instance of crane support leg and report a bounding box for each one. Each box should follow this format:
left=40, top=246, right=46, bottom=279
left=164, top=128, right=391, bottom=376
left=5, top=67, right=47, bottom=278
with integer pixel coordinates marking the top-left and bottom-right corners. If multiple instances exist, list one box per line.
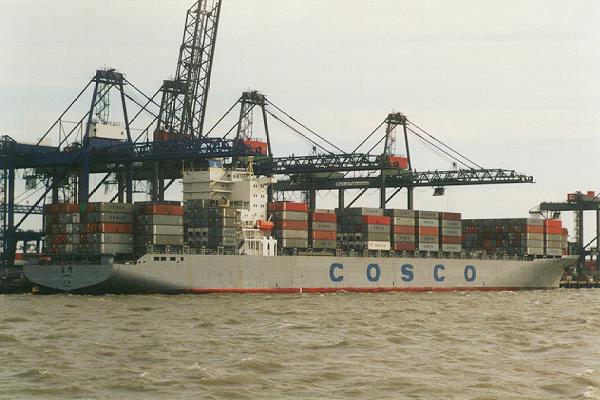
left=407, top=187, right=414, bottom=210
left=5, top=155, right=15, bottom=267
left=126, top=163, right=133, bottom=204
left=338, top=189, right=344, bottom=209
left=118, top=171, right=125, bottom=203
left=309, top=189, right=316, bottom=212
left=379, top=174, right=386, bottom=210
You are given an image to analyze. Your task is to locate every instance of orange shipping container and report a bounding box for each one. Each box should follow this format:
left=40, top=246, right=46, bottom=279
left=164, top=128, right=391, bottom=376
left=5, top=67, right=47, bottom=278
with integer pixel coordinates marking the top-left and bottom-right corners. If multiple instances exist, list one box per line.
left=361, top=215, right=390, bottom=225
left=310, top=231, right=337, bottom=241
left=86, top=223, right=133, bottom=234
left=273, top=220, right=308, bottom=230
left=311, top=213, right=337, bottom=223
left=545, top=226, right=563, bottom=235
left=544, top=219, right=562, bottom=228
left=418, top=226, right=439, bottom=235
left=394, top=225, right=416, bottom=235
left=525, top=225, right=544, bottom=234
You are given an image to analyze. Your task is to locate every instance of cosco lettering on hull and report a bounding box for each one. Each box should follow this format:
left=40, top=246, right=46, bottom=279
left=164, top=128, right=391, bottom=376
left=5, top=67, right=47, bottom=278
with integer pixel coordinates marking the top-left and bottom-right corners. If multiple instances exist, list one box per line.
left=329, top=263, right=477, bottom=283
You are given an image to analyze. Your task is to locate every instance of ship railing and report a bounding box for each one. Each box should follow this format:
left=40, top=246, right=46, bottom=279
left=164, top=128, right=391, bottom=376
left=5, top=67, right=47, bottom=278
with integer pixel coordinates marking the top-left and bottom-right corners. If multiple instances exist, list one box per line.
left=140, top=246, right=548, bottom=262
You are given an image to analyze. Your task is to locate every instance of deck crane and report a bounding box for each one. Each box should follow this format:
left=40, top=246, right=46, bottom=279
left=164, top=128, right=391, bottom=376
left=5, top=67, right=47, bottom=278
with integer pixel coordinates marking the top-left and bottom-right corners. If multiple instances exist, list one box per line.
left=156, top=0, right=222, bottom=140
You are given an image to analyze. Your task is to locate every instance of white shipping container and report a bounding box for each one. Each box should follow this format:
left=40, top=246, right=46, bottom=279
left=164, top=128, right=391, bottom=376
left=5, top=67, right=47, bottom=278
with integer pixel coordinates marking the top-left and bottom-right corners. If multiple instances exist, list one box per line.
left=418, top=218, right=438, bottom=228
left=394, top=234, right=415, bottom=242
left=526, top=240, right=544, bottom=248
left=441, top=220, right=461, bottom=229
left=386, top=209, right=416, bottom=218
left=366, top=241, right=391, bottom=251
left=418, top=243, right=440, bottom=252
left=392, top=217, right=416, bottom=226
left=441, top=228, right=461, bottom=236
left=141, top=225, right=184, bottom=235
left=546, top=240, right=562, bottom=249
left=273, top=230, right=309, bottom=239
left=270, top=211, right=308, bottom=221
left=545, top=248, right=563, bottom=256
left=527, top=247, right=545, bottom=256
left=417, top=210, right=439, bottom=219
left=311, top=222, right=337, bottom=231
left=545, top=234, right=562, bottom=242
left=418, top=234, right=439, bottom=244
left=442, top=244, right=462, bottom=252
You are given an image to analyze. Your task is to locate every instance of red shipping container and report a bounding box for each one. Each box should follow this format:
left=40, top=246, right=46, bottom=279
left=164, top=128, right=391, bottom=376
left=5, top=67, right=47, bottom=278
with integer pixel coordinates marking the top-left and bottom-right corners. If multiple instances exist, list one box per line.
left=311, top=213, right=337, bottom=223
left=419, top=226, right=439, bottom=235
left=141, top=204, right=184, bottom=216
left=442, top=236, right=461, bottom=244
left=268, top=202, right=309, bottom=212
left=361, top=215, right=390, bottom=225
left=394, top=225, right=416, bottom=234
left=394, top=242, right=416, bottom=251
left=440, top=212, right=461, bottom=221
left=545, top=227, right=563, bottom=235
left=86, top=223, right=133, bottom=234
left=310, top=231, right=336, bottom=240
left=273, top=220, right=308, bottom=230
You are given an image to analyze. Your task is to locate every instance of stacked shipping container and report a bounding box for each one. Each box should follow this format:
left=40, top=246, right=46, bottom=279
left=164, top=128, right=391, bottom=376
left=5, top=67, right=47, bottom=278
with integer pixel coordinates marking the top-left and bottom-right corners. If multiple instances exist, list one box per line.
left=44, top=203, right=80, bottom=255
left=440, top=212, right=462, bottom=253
left=336, top=208, right=391, bottom=251
left=544, top=219, right=563, bottom=257
left=185, top=199, right=238, bottom=250
left=462, top=218, right=546, bottom=256
left=309, top=209, right=337, bottom=250
left=268, top=202, right=309, bottom=249
left=135, top=202, right=184, bottom=252
left=417, top=210, right=439, bottom=252
left=385, top=209, right=416, bottom=251
left=82, top=202, right=134, bottom=255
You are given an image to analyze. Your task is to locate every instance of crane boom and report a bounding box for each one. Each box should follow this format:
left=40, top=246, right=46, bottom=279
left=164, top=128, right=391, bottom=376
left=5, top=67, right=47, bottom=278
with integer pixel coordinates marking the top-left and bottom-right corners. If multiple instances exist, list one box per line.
left=157, top=0, right=222, bottom=139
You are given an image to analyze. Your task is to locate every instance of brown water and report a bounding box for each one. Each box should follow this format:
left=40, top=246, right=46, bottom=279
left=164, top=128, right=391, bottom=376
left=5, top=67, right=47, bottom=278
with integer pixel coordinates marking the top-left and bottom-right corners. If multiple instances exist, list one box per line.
left=1, top=290, right=600, bottom=399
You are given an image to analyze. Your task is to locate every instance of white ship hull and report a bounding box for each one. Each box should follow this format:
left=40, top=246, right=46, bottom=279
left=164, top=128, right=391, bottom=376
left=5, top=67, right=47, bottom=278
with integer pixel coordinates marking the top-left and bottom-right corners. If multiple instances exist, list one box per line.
left=23, top=254, right=575, bottom=294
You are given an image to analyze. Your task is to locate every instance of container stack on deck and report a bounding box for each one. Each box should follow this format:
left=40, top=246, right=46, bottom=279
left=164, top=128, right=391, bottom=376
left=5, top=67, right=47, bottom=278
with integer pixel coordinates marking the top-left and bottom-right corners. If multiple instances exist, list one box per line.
left=416, top=211, right=439, bottom=252
left=268, top=202, right=309, bottom=249
left=44, top=203, right=80, bottom=255
left=544, top=219, right=564, bottom=257
left=561, top=228, right=569, bottom=255
left=336, top=208, right=391, bottom=251
left=385, top=209, right=416, bottom=251
left=440, top=212, right=462, bottom=253
left=184, top=199, right=239, bottom=251
left=462, top=218, right=547, bottom=256
left=83, top=202, right=134, bottom=255
left=134, top=202, right=184, bottom=253
left=309, top=209, right=337, bottom=250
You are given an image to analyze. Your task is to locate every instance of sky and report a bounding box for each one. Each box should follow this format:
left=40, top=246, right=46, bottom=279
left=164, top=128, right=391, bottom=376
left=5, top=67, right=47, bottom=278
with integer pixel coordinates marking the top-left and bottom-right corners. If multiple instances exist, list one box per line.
left=1, top=0, right=599, bottom=240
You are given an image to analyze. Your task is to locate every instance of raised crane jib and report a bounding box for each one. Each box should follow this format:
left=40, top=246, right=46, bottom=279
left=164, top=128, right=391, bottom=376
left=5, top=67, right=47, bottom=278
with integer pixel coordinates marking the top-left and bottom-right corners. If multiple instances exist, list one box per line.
left=157, top=0, right=222, bottom=140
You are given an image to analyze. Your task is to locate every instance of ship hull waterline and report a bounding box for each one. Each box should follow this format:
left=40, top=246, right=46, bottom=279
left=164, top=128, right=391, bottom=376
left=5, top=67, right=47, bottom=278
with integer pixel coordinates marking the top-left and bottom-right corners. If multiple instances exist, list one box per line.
left=22, top=254, right=576, bottom=294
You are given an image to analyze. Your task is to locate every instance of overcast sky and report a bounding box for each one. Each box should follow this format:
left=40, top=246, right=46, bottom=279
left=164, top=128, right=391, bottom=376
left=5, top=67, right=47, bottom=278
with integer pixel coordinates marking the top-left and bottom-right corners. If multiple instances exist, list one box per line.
left=1, top=0, right=599, bottom=239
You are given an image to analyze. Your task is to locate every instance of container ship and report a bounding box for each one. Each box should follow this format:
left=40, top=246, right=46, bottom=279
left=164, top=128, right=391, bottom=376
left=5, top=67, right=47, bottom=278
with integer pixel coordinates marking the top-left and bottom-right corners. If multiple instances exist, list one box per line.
left=23, top=165, right=574, bottom=294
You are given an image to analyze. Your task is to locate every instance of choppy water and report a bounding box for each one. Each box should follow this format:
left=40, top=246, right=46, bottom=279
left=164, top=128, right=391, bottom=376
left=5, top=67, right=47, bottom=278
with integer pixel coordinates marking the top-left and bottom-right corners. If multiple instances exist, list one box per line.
left=1, top=291, right=600, bottom=399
